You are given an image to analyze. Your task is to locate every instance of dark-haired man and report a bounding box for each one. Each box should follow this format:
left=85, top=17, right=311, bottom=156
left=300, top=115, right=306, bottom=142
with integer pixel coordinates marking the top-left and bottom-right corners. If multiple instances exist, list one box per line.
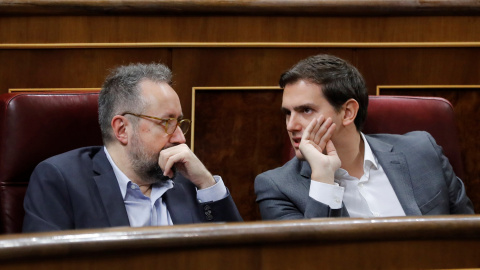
left=23, top=63, right=242, bottom=232
left=255, top=54, right=474, bottom=220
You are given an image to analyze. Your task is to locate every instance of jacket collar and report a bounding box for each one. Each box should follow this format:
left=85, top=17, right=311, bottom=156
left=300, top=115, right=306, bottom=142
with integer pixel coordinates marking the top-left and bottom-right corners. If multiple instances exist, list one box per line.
left=365, top=135, right=421, bottom=216
left=92, top=147, right=131, bottom=227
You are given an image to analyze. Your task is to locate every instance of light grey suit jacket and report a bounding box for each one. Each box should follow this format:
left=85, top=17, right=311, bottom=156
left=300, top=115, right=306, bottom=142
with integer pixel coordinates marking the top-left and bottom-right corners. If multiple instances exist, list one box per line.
left=254, top=131, right=474, bottom=220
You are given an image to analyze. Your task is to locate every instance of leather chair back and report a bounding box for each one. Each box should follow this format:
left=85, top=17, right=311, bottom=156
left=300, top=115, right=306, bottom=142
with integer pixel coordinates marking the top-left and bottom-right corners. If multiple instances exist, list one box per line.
left=0, top=92, right=102, bottom=234
left=364, top=96, right=463, bottom=178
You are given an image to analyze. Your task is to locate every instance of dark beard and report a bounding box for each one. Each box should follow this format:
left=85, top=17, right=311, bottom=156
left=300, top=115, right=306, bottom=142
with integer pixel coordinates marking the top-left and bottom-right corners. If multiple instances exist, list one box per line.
left=129, top=142, right=174, bottom=185
left=130, top=154, right=169, bottom=184
left=144, top=162, right=174, bottom=183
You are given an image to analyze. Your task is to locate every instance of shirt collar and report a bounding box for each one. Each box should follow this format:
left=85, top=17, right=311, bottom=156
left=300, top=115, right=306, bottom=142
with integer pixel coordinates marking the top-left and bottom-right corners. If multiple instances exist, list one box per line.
left=361, top=132, right=378, bottom=170
left=334, top=133, right=378, bottom=181
left=104, top=146, right=131, bottom=199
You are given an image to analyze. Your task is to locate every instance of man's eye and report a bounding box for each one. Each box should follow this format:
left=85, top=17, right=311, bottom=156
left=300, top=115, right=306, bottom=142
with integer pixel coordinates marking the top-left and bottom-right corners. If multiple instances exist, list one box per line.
left=159, top=120, right=169, bottom=126
left=168, top=119, right=179, bottom=126
left=303, top=108, right=312, bottom=114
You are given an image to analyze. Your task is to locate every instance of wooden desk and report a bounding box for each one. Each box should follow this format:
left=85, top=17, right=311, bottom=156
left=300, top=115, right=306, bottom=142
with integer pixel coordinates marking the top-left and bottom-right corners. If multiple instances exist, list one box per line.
left=0, top=215, right=479, bottom=269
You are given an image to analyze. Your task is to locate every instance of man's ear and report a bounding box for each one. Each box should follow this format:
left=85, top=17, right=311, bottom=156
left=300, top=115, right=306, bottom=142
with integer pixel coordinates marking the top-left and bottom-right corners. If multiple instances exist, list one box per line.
left=342, top=99, right=359, bottom=127
left=111, top=115, right=129, bottom=145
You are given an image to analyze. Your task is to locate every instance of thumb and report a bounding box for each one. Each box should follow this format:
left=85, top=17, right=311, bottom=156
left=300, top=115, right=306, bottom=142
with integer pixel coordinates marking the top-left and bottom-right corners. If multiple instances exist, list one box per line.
left=326, top=140, right=338, bottom=156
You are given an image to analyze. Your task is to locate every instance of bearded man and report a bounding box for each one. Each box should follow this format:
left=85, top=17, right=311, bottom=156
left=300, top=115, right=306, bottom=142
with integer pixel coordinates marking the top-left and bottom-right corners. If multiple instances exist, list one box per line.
left=23, top=63, right=242, bottom=232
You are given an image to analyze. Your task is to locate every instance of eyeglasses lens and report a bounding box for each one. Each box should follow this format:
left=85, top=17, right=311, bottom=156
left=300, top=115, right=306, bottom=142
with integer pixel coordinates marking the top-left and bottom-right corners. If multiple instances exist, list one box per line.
left=179, top=120, right=190, bottom=135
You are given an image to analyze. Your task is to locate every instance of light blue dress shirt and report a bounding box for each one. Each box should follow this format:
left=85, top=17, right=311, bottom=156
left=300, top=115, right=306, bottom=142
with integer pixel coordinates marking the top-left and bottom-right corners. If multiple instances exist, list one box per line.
left=104, top=147, right=228, bottom=226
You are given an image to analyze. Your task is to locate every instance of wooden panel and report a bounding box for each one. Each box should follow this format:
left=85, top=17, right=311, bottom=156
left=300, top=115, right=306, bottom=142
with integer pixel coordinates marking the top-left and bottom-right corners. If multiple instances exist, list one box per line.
left=193, top=89, right=287, bottom=221
left=0, top=216, right=479, bottom=269
left=172, top=48, right=354, bottom=123
left=379, top=87, right=480, bottom=214
left=1, top=16, right=480, bottom=44
left=1, top=0, right=479, bottom=16
left=2, top=240, right=480, bottom=269
left=356, top=48, right=480, bottom=88
left=8, top=88, right=99, bottom=93
left=0, top=49, right=171, bottom=93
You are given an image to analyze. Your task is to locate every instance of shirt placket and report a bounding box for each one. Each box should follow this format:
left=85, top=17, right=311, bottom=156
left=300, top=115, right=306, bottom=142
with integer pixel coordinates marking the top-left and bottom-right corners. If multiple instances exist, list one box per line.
left=150, top=200, right=158, bottom=226
left=359, top=162, right=380, bottom=217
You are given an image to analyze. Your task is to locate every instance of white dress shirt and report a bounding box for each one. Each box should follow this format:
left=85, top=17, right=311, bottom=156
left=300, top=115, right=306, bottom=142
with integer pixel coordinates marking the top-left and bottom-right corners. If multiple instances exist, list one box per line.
left=104, top=147, right=228, bottom=226
left=309, top=133, right=406, bottom=218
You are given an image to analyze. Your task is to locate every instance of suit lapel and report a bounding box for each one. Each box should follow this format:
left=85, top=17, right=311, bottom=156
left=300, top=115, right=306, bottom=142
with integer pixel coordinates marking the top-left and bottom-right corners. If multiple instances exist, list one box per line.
left=92, top=148, right=130, bottom=227
left=299, top=159, right=312, bottom=189
left=163, top=181, right=195, bottom=224
left=366, top=136, right=421, bottom=216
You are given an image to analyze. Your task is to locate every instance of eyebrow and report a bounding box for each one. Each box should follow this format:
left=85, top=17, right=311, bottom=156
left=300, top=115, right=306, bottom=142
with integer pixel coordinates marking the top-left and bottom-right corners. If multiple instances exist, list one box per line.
left=281, top=107, right=290, bottom=114
left=161, top=113, right=183, bottom=120
left=294, top=104, right=316, bottom=111
left=282, top=103, right=317, bottom=113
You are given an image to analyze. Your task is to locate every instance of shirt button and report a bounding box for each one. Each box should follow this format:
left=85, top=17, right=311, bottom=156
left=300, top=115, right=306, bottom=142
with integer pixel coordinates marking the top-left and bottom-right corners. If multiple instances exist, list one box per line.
left=335, top=198, right=341, bottom=203
left=359, top=183, right=364, bottom=188
left=373, top=212, right=380, bottom=217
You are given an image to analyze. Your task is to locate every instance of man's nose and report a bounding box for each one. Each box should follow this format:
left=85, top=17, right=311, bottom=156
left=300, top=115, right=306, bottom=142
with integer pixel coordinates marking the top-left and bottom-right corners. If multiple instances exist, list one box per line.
left=286, top=113, right=301, bottom=132
left=169, top=126, right=186, bottom=144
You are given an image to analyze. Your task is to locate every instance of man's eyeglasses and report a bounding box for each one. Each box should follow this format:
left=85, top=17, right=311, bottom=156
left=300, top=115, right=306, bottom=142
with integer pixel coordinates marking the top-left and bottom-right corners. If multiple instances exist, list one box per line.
left=122, top=112, right=191, bottom=135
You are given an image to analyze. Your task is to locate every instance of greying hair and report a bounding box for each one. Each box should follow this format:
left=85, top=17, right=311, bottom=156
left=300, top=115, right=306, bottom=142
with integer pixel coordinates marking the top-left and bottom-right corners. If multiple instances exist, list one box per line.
left=98, top=63, right=172, bottom=144
left=279, top=54, right=368, bottom=131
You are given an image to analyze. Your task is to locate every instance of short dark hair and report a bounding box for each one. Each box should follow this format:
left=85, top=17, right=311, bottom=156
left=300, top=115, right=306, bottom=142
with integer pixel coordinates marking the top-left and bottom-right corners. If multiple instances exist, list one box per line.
left=98, top=63, right=172, bottom=144
left=279, top=54, right=368, bottom=131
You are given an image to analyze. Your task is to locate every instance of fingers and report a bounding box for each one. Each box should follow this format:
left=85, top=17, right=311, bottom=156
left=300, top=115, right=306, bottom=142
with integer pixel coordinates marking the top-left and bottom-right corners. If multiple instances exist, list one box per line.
left=309, top=115, right=324, bottom=141
left=301, top=117, right=317, bottom=142
left=302, top=116, right=335, bottom=152
left=159, top=144, right=214, bottom=188
left=301, top=115, right=325, bottom=142
left=162, top=152, right=183, bottom=178
left=313, top=117, right=332, bottom=150
left=159, top=144, right=189, bottom=177
left=320, top=122, right=336, bottom=153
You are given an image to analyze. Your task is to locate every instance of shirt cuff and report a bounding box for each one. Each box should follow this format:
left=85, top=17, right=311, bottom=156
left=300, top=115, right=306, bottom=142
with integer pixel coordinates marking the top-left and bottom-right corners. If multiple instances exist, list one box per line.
left=309, top=180, right=344, bottom=209
left=196, top=175, right=228, bottom=203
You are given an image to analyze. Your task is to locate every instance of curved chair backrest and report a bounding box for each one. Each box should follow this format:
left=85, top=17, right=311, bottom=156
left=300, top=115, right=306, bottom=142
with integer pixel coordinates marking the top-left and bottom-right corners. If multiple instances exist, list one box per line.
left=0, top=92, right=102, bottom=234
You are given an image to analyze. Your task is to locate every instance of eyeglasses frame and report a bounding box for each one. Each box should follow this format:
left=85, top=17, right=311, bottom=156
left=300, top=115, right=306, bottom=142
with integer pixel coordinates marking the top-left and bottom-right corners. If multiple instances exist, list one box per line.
left=121, top=112, right=191, bottom=135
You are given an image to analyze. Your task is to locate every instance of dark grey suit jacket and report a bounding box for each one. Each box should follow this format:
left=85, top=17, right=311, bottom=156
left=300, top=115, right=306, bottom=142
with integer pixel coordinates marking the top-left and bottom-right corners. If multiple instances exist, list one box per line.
left=23, top=146, right=242, bottom=232
left=255, top=131, right=474, bottom=220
